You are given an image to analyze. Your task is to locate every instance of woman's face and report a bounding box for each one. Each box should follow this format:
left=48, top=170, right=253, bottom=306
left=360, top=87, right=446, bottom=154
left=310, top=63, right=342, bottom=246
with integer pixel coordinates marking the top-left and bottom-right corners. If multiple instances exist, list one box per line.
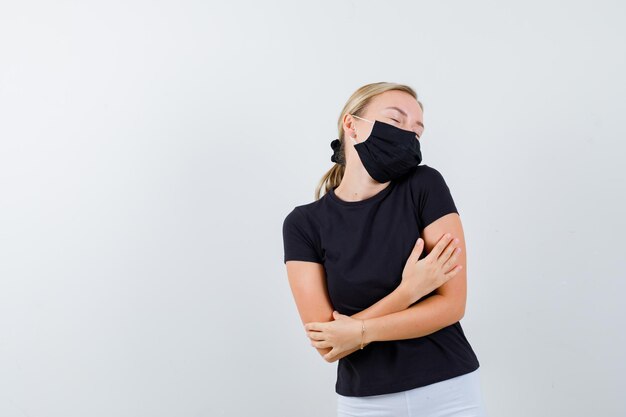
left=347, top=90, right=424, bottom=142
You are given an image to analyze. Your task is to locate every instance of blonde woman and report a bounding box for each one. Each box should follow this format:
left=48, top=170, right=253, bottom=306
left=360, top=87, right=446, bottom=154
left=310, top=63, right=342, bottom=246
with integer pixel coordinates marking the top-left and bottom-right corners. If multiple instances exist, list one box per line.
left=282, top=82, right=489, bottom=417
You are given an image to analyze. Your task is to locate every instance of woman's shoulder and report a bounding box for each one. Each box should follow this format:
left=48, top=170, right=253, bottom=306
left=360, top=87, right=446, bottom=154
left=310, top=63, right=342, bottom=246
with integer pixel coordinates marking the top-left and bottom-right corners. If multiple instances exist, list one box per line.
left=406, top=164, right=451, bottom=190
left=282, top=202, right=324, bottom=264
left=397, top=164, right=439, bottom=190
left=287, top=196, right=325, bottom=217
left=409, top=163, right=443, bottom=179
left=283, top=196, right=326, bottom=230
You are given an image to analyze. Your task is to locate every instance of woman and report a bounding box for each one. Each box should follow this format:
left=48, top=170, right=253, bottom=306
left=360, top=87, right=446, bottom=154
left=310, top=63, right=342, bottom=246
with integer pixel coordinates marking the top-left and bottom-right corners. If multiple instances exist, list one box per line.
left=282, top=82, right=489, bottom=417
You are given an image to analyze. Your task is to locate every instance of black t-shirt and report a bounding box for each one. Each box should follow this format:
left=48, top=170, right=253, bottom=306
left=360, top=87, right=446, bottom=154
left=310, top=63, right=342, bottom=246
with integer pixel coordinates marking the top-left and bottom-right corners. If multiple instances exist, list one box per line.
left=282, top=164, right=480, bottom=397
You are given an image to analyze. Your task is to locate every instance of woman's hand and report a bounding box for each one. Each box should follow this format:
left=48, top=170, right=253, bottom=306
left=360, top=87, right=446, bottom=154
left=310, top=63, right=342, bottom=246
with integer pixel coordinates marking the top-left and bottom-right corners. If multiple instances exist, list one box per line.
left=400, top=233, right=463, bottom=305
left=304, top=311, right=366, bottom=362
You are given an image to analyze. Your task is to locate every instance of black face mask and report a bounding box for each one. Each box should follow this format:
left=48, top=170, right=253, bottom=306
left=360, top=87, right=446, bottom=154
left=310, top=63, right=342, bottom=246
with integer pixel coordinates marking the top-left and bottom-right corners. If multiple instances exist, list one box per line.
left=351, top=115, right=422, bottom=183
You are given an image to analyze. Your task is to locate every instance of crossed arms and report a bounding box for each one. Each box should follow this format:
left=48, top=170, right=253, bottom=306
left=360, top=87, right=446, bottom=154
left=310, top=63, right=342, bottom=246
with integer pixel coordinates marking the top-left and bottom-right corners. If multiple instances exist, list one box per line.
left=285, top=212, right=467, bottom=362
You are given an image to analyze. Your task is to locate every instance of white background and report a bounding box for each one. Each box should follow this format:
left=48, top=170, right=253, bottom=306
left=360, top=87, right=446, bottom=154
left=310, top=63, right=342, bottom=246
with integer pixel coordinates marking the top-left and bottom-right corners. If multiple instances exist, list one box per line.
left=1, top=1, right=624, bottom=416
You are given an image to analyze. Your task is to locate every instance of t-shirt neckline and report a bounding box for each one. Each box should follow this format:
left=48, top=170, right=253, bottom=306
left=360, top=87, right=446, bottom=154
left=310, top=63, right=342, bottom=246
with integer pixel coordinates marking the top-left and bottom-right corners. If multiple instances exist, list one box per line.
left=328, top=181, right=396, bottom=207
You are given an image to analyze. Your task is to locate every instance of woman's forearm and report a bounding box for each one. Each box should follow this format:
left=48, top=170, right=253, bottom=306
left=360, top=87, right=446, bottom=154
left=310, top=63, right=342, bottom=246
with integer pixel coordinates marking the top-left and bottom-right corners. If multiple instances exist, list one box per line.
left=327, top=290, right=455, bottom=363
left=363, top=293, right=462, bottom=343
left=351, top=283, right=414, bottom=321
left=323, top=285, right=415, bottom=362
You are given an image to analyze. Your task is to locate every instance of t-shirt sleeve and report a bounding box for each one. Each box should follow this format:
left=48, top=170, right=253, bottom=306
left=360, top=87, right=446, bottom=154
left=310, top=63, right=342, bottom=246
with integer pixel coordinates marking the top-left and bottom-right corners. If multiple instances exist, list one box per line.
left=415, top=165, right=459, bottom=230
left=282, top=207, right=323, bottom=264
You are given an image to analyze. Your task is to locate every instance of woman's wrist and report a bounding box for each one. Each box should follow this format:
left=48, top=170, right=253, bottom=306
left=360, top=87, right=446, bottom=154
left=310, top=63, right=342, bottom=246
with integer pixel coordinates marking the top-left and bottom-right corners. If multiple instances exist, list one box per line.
left=359, top=320, right=366, bottom=349
left=397, top=281, right=421, bottom=307
left=362, top=318, right=374, bottom=344
left=351, top=283, right=418, bottom=347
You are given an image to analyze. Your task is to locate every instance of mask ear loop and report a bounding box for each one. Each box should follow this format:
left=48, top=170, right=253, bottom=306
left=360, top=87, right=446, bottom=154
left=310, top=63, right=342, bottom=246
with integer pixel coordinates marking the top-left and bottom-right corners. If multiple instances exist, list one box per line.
left=350, top=114, right=375, bottom=145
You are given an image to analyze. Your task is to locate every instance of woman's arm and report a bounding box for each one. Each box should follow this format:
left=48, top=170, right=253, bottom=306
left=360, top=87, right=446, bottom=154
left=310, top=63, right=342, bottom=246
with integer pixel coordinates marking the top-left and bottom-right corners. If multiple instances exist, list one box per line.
left=288, top=227, right=457, bottom=361
left=288, top=213, right=466, bottom=361
left=363, top=213, right=467, bottom=342
left=286, top=260, right=414, bottom=361
left=304, top=213, right=467, bottom=362
left=334, top=280, right=413, bottom=355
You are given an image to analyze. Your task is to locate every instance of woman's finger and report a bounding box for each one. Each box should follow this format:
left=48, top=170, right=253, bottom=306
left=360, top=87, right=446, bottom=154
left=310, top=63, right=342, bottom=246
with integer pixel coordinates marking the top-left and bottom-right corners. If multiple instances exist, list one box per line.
left=304, top=322, right=321, bottom=331
left=427, top=233, right=454, bottom=263
left=307, top=330, right=325, bottom=341
left=311, top=339, right=332, bottom=349
left=442, top=246, right=461, bottom=271
left=444, top=265, right=463, bottom=278
left=438, top=237, right=458, bottom=265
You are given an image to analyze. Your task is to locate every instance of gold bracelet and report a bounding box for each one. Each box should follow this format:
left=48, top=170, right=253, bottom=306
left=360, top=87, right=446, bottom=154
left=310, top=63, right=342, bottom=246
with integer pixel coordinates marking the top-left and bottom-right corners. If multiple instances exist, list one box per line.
left=360, top=320, right=366, bottom=349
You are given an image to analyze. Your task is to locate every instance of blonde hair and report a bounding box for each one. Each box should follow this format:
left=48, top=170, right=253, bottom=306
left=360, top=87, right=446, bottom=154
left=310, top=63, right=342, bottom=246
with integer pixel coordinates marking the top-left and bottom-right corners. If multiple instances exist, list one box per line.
left=314, top=82, right=424, bottom=200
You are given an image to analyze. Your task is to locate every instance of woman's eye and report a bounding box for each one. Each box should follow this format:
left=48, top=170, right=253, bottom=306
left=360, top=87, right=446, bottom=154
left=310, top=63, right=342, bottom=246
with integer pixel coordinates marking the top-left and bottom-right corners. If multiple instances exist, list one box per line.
left=390, top=118, right=400, bottom=123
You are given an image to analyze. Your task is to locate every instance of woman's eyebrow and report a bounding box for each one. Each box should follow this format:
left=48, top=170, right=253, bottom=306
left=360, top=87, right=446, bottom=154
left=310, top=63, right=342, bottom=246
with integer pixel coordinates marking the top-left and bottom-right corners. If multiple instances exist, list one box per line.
left=384, top=106, right=425, bottom=128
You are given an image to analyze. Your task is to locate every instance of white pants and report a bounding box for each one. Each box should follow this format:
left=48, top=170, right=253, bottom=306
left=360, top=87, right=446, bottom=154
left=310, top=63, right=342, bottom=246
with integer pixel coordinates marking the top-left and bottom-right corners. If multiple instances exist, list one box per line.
left=336, top=368, right=489, bottom=417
